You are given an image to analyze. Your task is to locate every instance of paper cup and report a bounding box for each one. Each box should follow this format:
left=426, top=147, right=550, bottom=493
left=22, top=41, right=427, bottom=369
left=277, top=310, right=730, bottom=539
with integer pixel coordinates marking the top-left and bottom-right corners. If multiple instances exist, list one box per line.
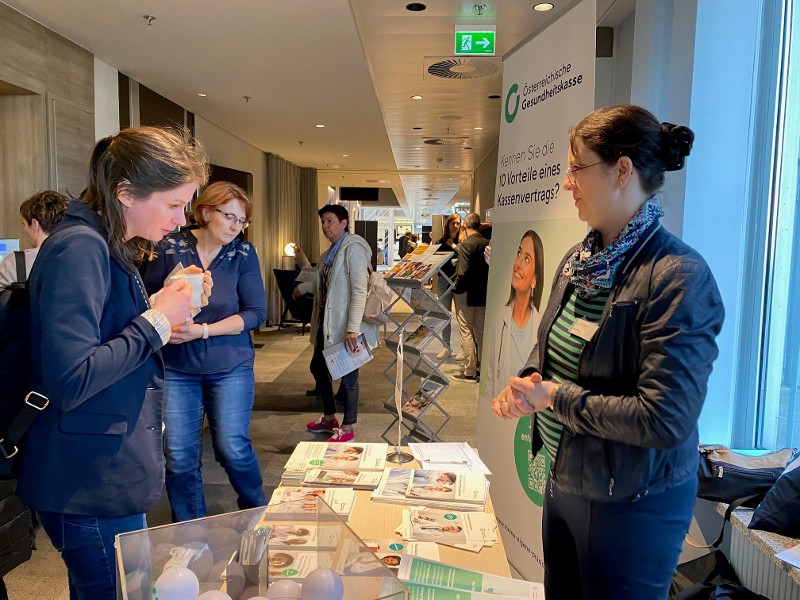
left=170, top=273, right=204, bottom=308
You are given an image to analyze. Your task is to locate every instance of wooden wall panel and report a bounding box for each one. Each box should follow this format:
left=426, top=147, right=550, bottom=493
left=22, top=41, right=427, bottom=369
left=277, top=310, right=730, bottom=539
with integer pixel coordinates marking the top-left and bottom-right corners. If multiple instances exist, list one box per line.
left=45, top=30, right=93, bottom=109
left=0, top=94, right=47, bottom=243
left=0, top=3, right=46, bottom=94
left=49, top=97, right=93, bottom=197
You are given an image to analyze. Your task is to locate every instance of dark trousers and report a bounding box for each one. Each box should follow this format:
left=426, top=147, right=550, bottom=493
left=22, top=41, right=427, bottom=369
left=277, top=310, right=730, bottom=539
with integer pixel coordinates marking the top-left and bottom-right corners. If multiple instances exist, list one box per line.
left=310, top=326, right=359, bottom=425
left=543, top=476, right=696, bottom=600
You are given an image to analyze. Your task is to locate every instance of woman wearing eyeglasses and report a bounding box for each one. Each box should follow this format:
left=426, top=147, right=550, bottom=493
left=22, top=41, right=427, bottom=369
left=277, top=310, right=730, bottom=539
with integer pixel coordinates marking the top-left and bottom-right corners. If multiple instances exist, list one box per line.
left=491, top=106, right=724, bottom=599
left=142, top=180, right=267, bottom=522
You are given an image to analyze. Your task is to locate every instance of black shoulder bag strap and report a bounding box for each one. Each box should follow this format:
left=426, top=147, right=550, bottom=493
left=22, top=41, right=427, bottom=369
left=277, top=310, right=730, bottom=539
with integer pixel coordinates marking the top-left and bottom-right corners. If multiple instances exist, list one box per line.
left=685, top=494, right=765, bottom=549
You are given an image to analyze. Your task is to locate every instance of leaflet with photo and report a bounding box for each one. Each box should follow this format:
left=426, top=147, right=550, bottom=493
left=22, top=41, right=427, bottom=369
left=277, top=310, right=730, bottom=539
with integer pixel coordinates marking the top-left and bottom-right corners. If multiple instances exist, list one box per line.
left=284, top=441, right=388, bottom=472
left=259, top=524, right=339, bottom=550
left=404, top=508, right=498, bottom=546
left=396, top=555, right=544, bottom=599
left=371, top=469, right=483, bottom=512
left=266, top=550, right=332, bottom=581
left=302, top=468, right=383, bottom=490
left=405, top=470, right=487, bottom=505
left=401, top=382, right=445, bottom=418
left=386, top=246, right=453, bottom=282
left=264, top=487, right=356, bottom=521
left=336, top=538, right=440, bottom=577
left=322, top=333, right=373, bottom=379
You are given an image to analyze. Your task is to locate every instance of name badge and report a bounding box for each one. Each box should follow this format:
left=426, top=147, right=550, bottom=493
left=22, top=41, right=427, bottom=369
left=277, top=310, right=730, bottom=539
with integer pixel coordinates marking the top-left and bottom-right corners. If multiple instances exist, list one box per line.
left=569, top=318, right=599, bottom=342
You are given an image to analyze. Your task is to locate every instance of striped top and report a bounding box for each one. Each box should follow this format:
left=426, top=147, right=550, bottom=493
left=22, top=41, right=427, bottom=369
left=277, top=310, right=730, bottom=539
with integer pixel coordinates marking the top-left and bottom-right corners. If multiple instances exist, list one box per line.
left=536, top=287, right=610, bottom=462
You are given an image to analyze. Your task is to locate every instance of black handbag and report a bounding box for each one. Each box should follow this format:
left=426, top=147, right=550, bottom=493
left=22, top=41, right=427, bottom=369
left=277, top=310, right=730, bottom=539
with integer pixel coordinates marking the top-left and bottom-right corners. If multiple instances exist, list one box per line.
left=697, top=445, right=794, bottom=505
left=670, top=550, right=769, bottom=600
left=749, top=455, right=800, bottom=536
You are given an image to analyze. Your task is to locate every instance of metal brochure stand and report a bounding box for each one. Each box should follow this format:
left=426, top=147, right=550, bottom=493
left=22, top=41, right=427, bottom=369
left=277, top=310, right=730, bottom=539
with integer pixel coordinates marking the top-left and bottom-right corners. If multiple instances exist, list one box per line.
left=381, top=258, right=453, bottom=444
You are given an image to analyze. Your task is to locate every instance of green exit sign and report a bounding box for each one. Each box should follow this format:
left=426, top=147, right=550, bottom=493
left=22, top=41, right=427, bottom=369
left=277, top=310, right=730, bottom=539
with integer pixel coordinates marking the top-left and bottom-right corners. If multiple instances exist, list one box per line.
left=455, top=30, right=496, bottom=55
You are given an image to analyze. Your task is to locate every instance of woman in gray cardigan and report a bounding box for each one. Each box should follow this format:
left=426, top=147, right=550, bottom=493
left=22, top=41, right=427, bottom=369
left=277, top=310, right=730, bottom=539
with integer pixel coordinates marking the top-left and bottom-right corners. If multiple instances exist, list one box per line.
left=294, top=204, right=377, bottom=442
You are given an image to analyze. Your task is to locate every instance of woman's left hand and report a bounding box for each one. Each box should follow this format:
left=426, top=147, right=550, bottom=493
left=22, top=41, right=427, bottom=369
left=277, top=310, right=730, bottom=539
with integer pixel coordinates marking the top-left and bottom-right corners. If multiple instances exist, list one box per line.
left=168, top=320, right=203, bottom=344
left=491, top=382, right=535, bottom=420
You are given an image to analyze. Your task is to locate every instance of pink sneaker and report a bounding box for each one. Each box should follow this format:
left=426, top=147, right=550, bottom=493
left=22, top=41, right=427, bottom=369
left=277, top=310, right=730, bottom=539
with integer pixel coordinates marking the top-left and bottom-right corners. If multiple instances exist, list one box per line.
left=328, top=428, right=354, bottom=443
left=307, top=416, right=339, bottom=434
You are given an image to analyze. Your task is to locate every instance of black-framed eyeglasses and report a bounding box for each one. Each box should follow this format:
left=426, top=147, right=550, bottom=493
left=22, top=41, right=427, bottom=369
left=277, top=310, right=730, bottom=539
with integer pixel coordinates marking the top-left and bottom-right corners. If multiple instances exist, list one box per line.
left=214, top=208, right=250, bottom=229
left=566, top=161, right=606, bottom=185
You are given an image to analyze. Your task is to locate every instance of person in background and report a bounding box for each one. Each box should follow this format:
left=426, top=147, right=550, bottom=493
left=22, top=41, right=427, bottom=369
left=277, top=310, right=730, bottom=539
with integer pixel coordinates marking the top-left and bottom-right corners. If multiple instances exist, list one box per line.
left=293, top=204, right=377, bottom=443
left=452, top=212, right=490, bottom=382
left=0, top=190, right=69, bottom=291
left=491, top=105, right=724, bottom=599
left=407, top=233, right=419, bottom=253
left=142, top=181, right=267, bottom=522
left=435, top=213, right=461, bottom=361
left=482, top=229, right=544, bottom=404
left=397, top=230, right=412, bottom=258
left=15, top=127, right=210, bottom=598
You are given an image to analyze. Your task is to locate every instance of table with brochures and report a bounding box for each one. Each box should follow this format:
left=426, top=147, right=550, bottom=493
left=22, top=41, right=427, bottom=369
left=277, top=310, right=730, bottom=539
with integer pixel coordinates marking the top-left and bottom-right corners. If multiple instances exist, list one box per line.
left=277, top=447, right=511, bottom=577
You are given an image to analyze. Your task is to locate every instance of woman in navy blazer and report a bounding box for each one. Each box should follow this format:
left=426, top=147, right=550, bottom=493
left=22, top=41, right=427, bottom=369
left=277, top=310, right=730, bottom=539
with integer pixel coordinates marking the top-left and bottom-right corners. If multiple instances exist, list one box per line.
left=15, top=127, right=210, bottom=599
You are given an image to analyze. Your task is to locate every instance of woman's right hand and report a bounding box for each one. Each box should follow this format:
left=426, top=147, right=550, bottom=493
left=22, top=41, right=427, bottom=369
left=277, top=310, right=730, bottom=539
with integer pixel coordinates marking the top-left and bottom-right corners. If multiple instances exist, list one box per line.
left=491, top=379, right=536, bottom=420
left=152, top=280, right=195, bottom=326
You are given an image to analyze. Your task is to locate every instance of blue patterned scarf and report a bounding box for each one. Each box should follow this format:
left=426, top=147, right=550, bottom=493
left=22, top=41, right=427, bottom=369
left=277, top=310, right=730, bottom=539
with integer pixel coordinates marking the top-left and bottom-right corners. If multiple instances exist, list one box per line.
left=320, top=232, right=349, bottom=307
left=563, top=196, right=663, bottom=299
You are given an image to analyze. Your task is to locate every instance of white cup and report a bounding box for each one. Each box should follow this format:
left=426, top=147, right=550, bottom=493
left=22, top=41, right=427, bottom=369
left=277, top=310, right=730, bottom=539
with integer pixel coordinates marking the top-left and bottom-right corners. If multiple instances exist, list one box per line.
left=170, top=273, right=204, bottom=308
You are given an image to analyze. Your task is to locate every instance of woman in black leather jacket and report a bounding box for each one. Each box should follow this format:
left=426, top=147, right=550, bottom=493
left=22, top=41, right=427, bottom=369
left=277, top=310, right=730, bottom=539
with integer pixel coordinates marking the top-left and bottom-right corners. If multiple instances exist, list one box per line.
left=491, top=105, right=724, bottom=599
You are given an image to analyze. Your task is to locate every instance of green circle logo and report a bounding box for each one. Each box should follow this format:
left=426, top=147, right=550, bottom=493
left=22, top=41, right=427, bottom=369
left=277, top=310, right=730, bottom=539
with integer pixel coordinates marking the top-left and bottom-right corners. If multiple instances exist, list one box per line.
left=309, top=459, right=324, bottom=466
left=443, top=513, right=457, bottom=520
left=505, top=83, right=520, bottom=123
left=282, top=568, right=299, bottom=576
left=513, top=416, right=550, bottom=507
left=388, top=543, right=404, bottom=551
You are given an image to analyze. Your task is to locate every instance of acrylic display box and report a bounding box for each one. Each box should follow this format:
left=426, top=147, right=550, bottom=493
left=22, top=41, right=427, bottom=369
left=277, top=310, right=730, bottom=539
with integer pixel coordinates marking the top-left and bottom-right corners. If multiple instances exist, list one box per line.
left=115, top=496, right=409, bottom=599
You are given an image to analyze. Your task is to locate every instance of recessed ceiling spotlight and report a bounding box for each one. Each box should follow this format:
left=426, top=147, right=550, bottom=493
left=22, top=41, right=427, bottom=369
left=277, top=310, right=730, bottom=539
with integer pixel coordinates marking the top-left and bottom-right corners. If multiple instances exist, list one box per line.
left=465, top=147, right=472, bottom=150
left=413, top=147, right=422, bottom=150
left=488, top=94, right=501, bottom=99
left=406, top=3, right=427, bottom=11
left=473, top=127, right=483, bottom=130
left=315, top=124, right=325, bottom=128
left=411, top=95, right=424, bottom=100
left=197, top=93, right=207, bottom=97
left=533, top=3, right=554, bottom=11
left=413, top=127, right=423, bottom=130
left=342, top=154, right=349, bottom=157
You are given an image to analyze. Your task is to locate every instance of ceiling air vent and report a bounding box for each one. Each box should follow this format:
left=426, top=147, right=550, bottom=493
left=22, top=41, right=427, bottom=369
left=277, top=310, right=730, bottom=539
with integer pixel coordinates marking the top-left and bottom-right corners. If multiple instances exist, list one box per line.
left=426, top=57, right=499, bottom=80
left=423, top=137, right=468, bottom=146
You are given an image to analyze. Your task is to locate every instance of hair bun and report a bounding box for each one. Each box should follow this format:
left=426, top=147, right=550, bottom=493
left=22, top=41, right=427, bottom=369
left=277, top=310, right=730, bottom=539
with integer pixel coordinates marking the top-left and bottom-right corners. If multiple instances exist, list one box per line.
left=660, top=122, right=694, bottom=171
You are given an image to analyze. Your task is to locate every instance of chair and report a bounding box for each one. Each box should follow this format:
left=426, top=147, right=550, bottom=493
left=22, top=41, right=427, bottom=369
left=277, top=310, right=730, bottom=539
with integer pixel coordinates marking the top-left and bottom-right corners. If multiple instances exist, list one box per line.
left=273, top=268, right=313, bottom=334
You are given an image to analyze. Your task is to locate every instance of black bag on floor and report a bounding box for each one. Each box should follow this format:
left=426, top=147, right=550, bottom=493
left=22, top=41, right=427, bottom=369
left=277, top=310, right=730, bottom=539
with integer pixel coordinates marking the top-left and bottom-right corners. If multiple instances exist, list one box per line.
left=669, top=550, right=768, bottom=600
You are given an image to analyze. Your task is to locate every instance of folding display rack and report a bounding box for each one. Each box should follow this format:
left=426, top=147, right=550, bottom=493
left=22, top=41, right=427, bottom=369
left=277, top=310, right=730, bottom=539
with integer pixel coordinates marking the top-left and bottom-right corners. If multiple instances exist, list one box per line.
left=381, top=262, right=453, bottom=444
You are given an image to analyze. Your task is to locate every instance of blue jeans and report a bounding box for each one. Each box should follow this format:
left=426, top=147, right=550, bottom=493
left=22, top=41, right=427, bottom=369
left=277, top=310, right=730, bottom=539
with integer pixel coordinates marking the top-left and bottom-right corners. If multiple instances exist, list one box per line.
left=437, top=274, right=454, bottom=349
left=38, top=510, right=146, bottom=600
left=543, top=476, right=696, bottom=599
left=164, top=362, right=266, bottom=522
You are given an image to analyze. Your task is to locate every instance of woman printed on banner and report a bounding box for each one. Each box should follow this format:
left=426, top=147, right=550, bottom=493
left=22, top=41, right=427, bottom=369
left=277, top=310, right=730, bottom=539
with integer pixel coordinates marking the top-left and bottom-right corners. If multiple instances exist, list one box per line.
left=491, top=105, right=724, bottom=599
left=482, top=229, right=545, bottom=405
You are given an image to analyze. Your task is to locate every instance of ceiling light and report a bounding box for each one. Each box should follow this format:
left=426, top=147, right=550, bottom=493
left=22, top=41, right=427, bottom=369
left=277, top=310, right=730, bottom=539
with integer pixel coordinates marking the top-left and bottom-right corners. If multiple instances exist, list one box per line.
left=197, top=93, right=207, bottom=97
left=533, top=3, right=554, bottom=11
left=315, top=124, right=325, bottom=128
left=342, top=154, right=349, bottom=157
left=414, top=147, right=422, bottom=150
left=411, top=95, right=424, bottom=100
left=465, top=147, right=473, bottom=150
left=473, top=127, right=483, bottom=130
left=413, top=127, right=423, bottom=130
left=143, top=14, right=156, bottom=26
left=406, top=3, right=427, bottom=11
left=488, top=94, right=501, bottom=99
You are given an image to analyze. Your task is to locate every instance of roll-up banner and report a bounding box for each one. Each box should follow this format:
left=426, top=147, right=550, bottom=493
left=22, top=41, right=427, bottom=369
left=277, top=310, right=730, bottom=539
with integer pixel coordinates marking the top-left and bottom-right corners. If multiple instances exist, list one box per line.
left=475, top=0, right=596, bottom=581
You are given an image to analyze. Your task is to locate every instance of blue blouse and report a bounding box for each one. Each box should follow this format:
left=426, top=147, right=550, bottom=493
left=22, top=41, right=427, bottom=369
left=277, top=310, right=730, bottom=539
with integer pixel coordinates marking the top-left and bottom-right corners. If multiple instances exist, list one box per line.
left=142, top=229, right=267, bottom=374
